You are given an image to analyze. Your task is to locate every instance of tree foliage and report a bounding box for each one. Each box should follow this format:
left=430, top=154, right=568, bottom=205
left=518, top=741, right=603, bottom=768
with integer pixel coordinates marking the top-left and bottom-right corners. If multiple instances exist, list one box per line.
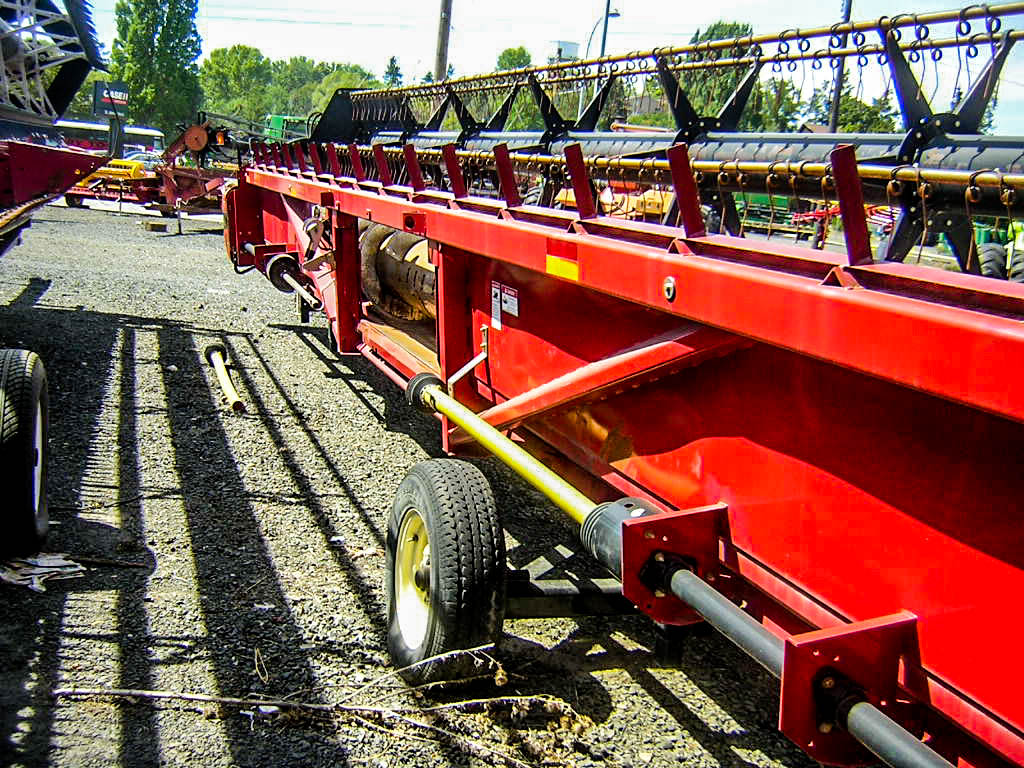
left=199, top=45, right=272, bottom=122
left=383, top=56, right=403, bottom=87
left=111, top=0, right=201, bottom=134
left=496, top=46, right=531, bottom=71
left=311, top=64, right=382, bottom=111
left=804, top=75, right=899, bottom=133
left=199, top=48, right=380, bottom=124
left=680, top=22, right=753, bottom=115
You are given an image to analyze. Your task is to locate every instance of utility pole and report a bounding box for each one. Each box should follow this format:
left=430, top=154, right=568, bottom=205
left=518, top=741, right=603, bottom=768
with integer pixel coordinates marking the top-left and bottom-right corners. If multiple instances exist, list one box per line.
left=599, top=0, right=612, bottom=57
left=434, top=0, right=453, bottom=82
left=828, top=0, right=852, bottom=132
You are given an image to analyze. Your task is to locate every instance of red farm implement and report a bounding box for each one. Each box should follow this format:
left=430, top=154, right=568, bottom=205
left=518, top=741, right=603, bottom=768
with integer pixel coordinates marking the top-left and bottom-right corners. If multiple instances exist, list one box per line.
left=221, top=5, right=1024, bottom=767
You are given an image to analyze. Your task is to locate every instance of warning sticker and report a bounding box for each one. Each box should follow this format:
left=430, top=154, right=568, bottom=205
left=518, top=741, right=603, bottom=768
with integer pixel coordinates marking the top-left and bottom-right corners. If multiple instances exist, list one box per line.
left=490, top=281, right=502, bottom=330
left=500, top=285, right=519, bottom=317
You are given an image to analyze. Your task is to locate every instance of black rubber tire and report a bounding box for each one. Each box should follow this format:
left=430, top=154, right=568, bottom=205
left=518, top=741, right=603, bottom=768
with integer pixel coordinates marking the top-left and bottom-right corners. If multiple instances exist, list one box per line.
left=1008, top=248, right=1024, bottom=284
left=979, top=242, right=1008, bottom=280
left=386, top=459, right=505, bottom=684
left=64, top=195, right=84, bottom=209
left=0, top=349, right=49, bottom=556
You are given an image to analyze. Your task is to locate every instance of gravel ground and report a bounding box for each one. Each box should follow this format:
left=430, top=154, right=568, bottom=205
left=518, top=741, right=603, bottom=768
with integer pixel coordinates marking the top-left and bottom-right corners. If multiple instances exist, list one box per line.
left=0, top=200, right=818, bottom=768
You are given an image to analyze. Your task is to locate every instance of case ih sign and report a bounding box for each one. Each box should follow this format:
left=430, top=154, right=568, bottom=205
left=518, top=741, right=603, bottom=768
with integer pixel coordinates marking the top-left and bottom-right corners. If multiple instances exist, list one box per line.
left=92, top=81, right=128, bottom=118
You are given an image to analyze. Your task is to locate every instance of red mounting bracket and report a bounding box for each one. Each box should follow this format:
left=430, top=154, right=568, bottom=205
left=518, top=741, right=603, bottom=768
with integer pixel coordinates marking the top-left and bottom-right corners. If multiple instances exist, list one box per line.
left=620, top=502, right=726, bottom=625
left=402, top=211, right=427, bottom=235
left=780, top=610, right=919, bottom=766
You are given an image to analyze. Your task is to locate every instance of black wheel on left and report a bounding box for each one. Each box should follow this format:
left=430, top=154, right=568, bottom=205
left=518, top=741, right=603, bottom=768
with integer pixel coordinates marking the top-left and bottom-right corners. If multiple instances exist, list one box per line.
left=386, top=459, right=506, bottom=684
left=0, top=349, right=49, bottom=556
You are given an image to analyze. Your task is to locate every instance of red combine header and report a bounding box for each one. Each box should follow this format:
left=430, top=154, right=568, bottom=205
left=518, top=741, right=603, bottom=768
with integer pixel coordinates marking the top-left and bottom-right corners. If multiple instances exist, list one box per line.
left=220, top=5, right=1024, bottom=767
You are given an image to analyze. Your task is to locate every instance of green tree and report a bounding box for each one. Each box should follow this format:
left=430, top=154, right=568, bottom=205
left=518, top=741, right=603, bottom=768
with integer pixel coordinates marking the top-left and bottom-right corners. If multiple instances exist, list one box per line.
left=199, top=45, right=272, bottom=122
left=804, top=76, right=899, bottom=133
left=383, top=56, right=403, bottom=87
left=111, top=0, right=201, bottom=135
left=312, top=63, right=382, bottom=111
left=740, top=78, right=802, bottom=132
left=266, top=56, right=336, bottom=115
left=496, top=46, right=531, bottom=71
left=681, top=21, right=753, bottom=115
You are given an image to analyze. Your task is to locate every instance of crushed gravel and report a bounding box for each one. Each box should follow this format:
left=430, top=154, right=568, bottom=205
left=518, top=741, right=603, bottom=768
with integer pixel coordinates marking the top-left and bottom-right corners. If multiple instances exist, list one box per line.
left=0, top=200, right=818, bottom=768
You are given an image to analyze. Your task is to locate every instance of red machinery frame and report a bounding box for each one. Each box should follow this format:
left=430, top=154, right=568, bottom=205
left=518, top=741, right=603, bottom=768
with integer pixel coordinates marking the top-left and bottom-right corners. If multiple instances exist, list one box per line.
left=223, top=139, right=1024, bottom=768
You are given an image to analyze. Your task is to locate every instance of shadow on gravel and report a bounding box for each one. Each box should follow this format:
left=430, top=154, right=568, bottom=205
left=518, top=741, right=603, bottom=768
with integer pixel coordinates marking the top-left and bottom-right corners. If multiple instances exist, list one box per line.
left=267, top=322, right=440, bottom=449
left=155, top=228, right=224, bottom=238
left=0, top=294, right=121, bottom=764
left=114, top=326, right=162, bottom=766
left=6, top=276, right=51, bottom=310
left=156, top=327, right=351, bottom=766
left=225, top=334, right=390, bottom=627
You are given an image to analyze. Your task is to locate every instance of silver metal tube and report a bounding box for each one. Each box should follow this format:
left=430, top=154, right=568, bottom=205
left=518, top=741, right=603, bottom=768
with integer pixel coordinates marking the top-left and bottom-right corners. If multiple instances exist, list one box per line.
left=280, top=271, right=323, bottom=311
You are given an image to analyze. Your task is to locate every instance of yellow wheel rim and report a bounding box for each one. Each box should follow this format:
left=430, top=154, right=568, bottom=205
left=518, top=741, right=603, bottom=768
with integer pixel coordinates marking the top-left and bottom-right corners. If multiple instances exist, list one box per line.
left=395, top=508, right=430, bottom=649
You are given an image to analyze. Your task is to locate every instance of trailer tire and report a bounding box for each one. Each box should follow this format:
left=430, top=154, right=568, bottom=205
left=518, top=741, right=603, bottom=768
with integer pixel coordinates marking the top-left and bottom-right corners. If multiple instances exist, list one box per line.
left=64, top=195, right=84, bottom=209
left=979, top=243, right=1008, bottom=280
left=386, top=459, right=505, bottom=684
left=0, top=349, right=48, bottom=556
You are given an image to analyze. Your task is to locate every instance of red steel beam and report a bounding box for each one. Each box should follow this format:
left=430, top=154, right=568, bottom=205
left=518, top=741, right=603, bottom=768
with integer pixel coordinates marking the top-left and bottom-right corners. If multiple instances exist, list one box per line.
left=451, top=324, right=744, bottom=440
left=242, top=165, right=1024, bottom=426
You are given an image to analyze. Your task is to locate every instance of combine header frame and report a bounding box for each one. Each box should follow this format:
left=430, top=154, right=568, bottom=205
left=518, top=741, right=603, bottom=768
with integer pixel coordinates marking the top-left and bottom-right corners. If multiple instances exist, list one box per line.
left=221, top=5, right=1024, bottom=767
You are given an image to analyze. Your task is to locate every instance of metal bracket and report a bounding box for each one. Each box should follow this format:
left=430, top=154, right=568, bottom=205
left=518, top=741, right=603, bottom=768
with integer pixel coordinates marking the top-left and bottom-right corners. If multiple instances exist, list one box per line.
left=574, top=74, right=618, bottom=132
left=779, top=611, right=919, bottom=767
left=446, top=325, right=488, bottom=395
left=301, top=205, right=329, bottom=263
left=486, top=84, right=521, bottom=131
left=528, top=73, right=574, bottom=138
left=620, top=503, right=726, bottom=625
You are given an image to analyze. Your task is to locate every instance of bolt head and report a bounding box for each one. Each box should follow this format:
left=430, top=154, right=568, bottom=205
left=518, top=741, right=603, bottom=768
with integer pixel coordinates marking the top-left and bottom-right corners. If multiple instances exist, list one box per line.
left=654, top=552, right=665, bottom=562
left=821, top=676, right=836, bottom=690
left=654, top=589, right=666, bottom=598
left=818, top=722, right=834, bottom=734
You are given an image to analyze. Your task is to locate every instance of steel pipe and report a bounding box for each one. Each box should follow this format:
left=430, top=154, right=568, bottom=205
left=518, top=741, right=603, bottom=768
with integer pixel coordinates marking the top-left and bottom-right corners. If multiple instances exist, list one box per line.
left=280, top=271, right=323, bottom=311
left=846, top=701, right=954, bottom=768
left=203, top=343, right=245, bottom=413
left=670, top=569, right=784, bottom=676
left=418, top=383, right=595, bottom=525
left=666, top=569, right=952, bottom=768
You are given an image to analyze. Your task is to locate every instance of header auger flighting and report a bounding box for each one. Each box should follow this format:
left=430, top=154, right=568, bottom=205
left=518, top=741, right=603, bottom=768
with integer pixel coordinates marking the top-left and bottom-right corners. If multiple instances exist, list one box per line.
left=222, top=4, right=1024, bottom=768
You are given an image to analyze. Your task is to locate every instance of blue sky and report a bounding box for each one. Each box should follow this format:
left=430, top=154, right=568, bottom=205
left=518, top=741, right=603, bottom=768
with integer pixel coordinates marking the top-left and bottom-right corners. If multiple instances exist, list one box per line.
left=87, top=0, right=1024, bottom=134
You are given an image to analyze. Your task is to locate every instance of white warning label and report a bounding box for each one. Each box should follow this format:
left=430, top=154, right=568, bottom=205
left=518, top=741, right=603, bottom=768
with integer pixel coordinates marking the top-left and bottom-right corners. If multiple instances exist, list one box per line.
left=490, top=281, right=502, bottom=330
left=501, top=285, right=519, bottom=316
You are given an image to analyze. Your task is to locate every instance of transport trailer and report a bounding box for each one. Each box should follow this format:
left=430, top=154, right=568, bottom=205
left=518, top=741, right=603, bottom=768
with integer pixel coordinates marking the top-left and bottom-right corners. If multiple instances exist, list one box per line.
left=221, top=6, right=1024, bottom=768
left=0, top=0, right=106, bottom=557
